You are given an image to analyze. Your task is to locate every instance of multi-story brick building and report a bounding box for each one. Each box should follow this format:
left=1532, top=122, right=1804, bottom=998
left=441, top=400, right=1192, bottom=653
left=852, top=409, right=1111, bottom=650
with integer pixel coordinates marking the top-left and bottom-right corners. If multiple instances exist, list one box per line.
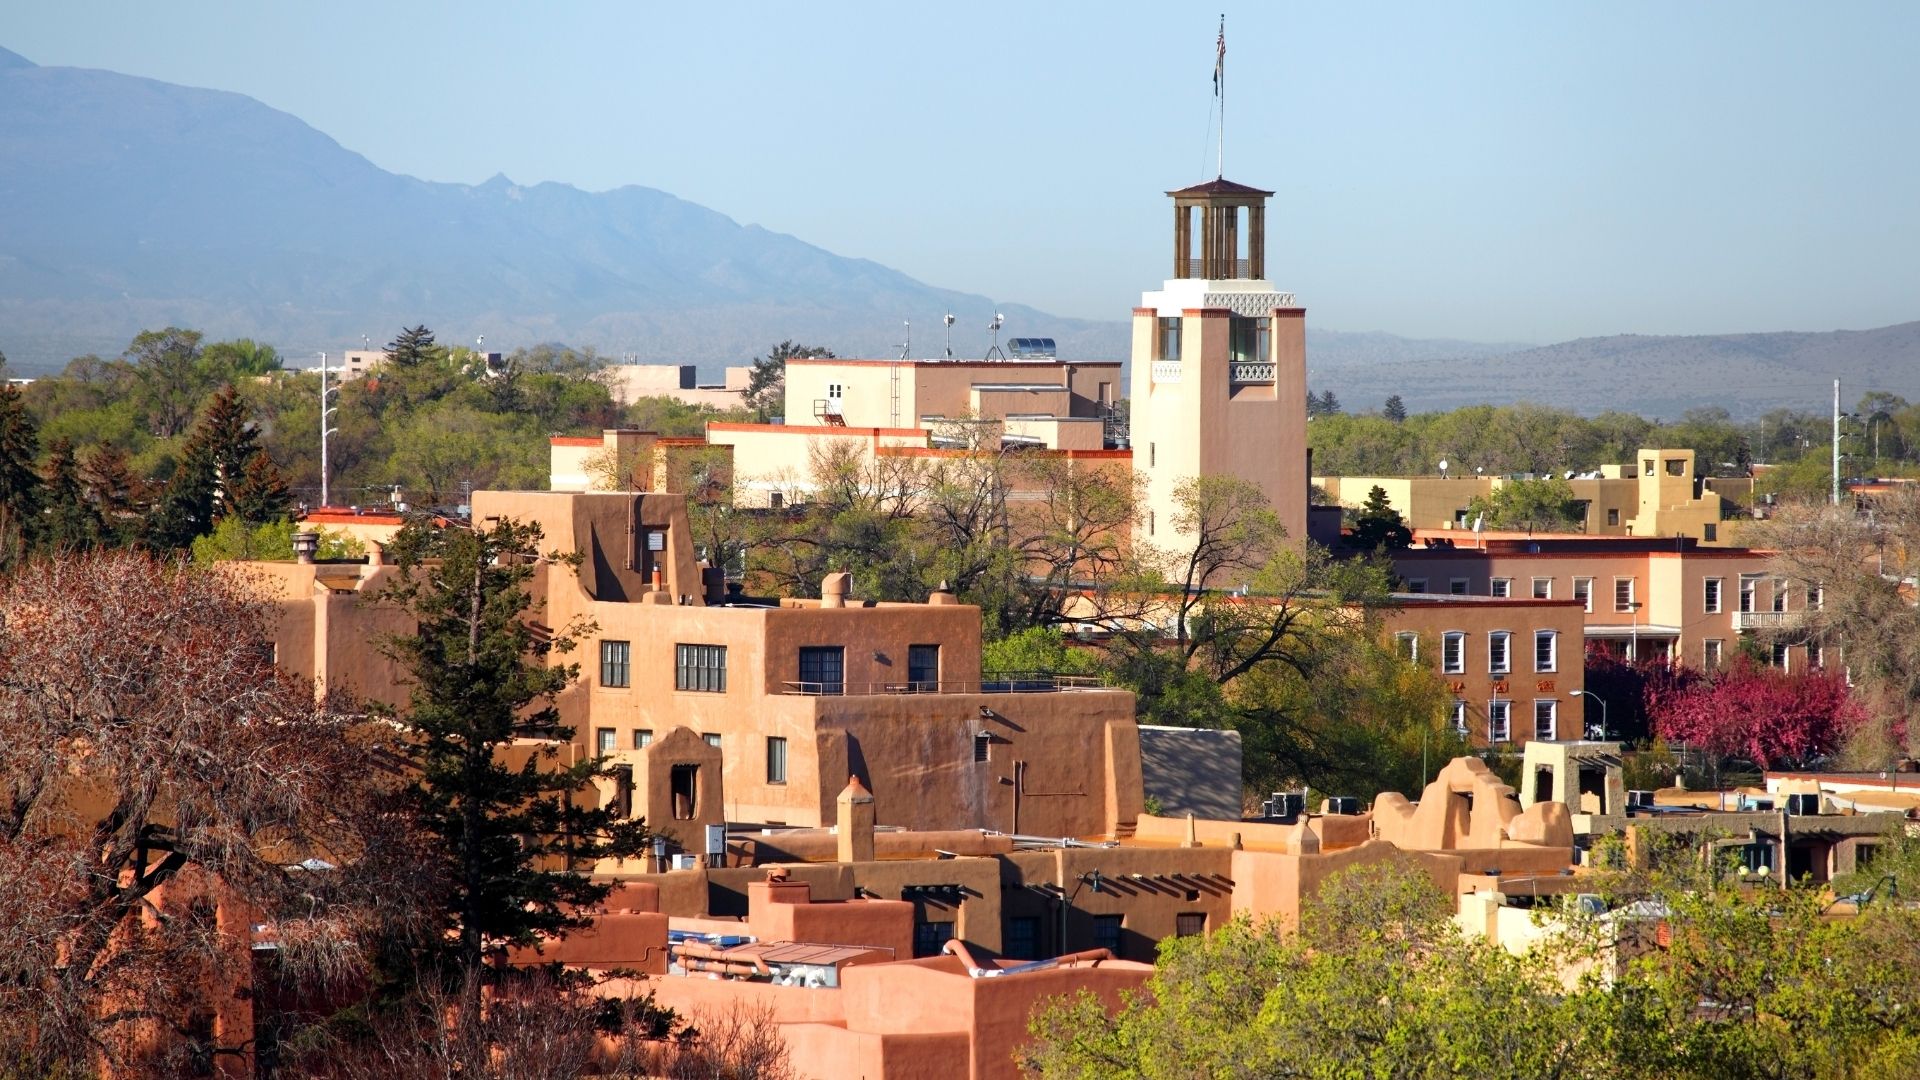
left=1391, top=533, right=1818, bottom=674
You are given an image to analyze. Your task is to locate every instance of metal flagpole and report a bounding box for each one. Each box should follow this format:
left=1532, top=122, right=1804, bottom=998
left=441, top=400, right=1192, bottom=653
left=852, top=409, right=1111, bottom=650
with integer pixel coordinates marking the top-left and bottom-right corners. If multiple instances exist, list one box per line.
left=1215, top=15, right=1226, bottom=178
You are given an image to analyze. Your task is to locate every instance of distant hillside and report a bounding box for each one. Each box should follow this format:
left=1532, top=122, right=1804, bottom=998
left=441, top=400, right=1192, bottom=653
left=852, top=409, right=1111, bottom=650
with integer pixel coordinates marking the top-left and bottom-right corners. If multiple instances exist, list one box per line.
left=1313, top=323, right=1920, bottom=419
left=0, top=45, right=1121, bottom=372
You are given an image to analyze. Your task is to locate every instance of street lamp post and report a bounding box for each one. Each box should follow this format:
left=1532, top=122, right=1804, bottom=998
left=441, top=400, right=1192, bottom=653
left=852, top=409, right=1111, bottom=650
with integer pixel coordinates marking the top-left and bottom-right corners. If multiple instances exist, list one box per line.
left=1568, top=689, right=1609, bottom=741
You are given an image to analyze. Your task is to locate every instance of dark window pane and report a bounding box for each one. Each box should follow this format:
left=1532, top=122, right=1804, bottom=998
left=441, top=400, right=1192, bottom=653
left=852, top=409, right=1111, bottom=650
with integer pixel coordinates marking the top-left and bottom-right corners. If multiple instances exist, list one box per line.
left=799, top=646, right=844, bottom=694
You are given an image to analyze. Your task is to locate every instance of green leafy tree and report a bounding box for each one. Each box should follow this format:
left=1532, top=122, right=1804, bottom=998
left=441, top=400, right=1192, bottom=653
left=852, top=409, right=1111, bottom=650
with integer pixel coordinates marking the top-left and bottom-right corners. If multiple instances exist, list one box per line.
left=743, top=340, right=834, bottom=420
left=1382, top=393, right=1407, bottom=422
left=200, top=337, right=282, bottom=376
left=1025, top=858, right=1597, bottom=1079
left=125, top=327, right=209, bottom=437
left=1467, top=475, right=1585, bottom=531
left=189, top=517, right=363, bottom=565
left=379, top=518, right=652, bottom=1019
left=1348, top=484, right=1412, bottom=551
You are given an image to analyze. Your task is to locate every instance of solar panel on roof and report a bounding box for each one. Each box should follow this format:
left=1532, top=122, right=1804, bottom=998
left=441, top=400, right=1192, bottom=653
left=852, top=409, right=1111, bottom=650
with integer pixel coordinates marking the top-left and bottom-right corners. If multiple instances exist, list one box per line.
left=1007, top=337, right=1056, bottom=359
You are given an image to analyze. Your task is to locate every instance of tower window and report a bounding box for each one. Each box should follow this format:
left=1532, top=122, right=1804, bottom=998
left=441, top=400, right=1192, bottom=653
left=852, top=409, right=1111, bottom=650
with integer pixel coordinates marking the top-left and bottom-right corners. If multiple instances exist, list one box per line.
left=1156, top=317, right=1182, bottom=361
left=1229, top=315, right=1270, bottom=363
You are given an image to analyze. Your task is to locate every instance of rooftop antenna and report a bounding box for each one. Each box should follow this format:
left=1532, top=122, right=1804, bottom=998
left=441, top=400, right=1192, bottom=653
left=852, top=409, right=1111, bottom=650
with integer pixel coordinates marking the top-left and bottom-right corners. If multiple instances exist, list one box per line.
left=943, top=313, right=956, bottom=359
left=899, top=320, right=911, bottom=361
left=985, top=312, right=1006, bottom=361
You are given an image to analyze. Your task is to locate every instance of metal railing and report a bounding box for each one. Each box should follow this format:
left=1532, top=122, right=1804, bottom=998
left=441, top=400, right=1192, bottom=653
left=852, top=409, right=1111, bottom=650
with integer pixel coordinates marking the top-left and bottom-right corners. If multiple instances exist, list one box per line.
left=1150, top=361, right=1183, bottom=383
left=1185, top=258, right=1251, bottom=277
left=780, top=672, right=1109, bottom=697
left=1229, top=362, right=1275, bottom=383
left=1731, top=609, right=1798, bottom=631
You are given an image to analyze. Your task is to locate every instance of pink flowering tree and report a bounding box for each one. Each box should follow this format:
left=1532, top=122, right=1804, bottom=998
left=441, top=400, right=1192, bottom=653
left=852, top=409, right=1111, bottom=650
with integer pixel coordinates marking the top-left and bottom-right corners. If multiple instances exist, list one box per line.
left=1648, top=657, right=1864, bottom=769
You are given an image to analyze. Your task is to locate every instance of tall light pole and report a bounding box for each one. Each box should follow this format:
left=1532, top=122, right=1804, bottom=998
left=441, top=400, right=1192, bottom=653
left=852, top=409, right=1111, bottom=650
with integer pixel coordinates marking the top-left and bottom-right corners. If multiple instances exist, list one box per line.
left=319, top=352, right=339, bottom=508
left=1832, top=378, right=1842, bottom=506
left=1568, top=689, right=1609, bottom=741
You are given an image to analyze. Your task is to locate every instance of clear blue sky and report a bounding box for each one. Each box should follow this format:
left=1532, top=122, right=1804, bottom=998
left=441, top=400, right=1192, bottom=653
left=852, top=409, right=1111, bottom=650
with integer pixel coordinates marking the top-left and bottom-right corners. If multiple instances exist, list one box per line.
left=9, top=1, right=1918, bottom=343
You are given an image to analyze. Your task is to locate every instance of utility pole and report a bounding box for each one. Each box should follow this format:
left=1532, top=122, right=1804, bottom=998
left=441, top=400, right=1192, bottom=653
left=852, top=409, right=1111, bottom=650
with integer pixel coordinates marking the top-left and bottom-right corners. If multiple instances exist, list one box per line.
left=319, top=352, right=339, bottom=508
left=1832, top=378, right=1841, bottom=507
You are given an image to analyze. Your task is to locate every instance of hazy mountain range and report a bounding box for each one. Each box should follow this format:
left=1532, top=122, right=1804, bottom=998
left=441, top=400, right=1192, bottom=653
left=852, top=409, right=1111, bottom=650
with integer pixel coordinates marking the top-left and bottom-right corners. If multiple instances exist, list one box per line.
left=1, top=45, right=1914, bottom=418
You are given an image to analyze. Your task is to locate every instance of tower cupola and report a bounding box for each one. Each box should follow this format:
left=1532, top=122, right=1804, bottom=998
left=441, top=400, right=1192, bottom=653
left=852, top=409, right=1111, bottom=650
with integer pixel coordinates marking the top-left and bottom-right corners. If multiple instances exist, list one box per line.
left=1168, top=178, right=1275, bottom=281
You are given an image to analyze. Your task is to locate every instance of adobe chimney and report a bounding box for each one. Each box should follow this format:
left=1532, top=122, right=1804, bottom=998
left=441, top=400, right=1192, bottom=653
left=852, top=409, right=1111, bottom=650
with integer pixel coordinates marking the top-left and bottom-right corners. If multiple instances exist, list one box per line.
left=836, top=775, right=876, bottom=863
left=820, top=571, right=852, bottom=609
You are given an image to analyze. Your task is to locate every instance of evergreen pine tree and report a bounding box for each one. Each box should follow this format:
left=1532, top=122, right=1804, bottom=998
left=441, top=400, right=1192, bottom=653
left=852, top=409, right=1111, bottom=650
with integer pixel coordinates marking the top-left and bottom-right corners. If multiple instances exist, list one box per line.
left=385, top=325, right=442, bottom=369
left=1320, top=390, right=1342, bottom=415
left=144, top=437, right=217, bottom=552
left=1383, top=394, right=1407, bottom=423
left=0, top=383, right=43, bottom=557
left=82, top=445, right=146, bottom=546
left=228, top=452, right=292, bottom=525
left=379, top=518, right=652, bottom=1018
left=1351, top=484, right=1413, bottom=552
left=38, top=438, right=102, bottom=553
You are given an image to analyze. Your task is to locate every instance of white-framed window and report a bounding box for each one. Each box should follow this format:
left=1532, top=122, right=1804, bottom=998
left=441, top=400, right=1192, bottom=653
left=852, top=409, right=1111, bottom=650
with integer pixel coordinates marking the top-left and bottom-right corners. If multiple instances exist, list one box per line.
left=1772, top=578, right=1789, bottom=613
left=1449, top=578, right=1470, bottom=596
left=1490, top=577, right=1511, bottom=598
left=1450, top=700, right=1468, bottom=736
left=1811, top=584, right=1824, bottom=610
left=1532, top=577, right=1552, bottom=600
left=1488, top=700, right=1512, bottom=743
left=1573, top=577, right=1593, bottom=613
left=1703, top=577, right=1722, bottom=614
left=1739, top=574, right=1759, bottom=613
left=1533, top=699, right=1557, bottom=741
left=827, top=382, right=843, bottom=399
left=1703, top=639, right=1724, bottom=670
left=1613, top=578, right=1636, bottom=613
left=1408, top=578, right=1428, bottom=594
left=1396, top=632, right=1419, bottom=662
left=704, top=732, right=723, bottom=748
left=1534, top=630, right=1558, bottom=673
left=596, top=727, right=617, bottom=755
left=633, top=729, right=653, bottom=749
left=1488, top=631, right=1511, bottom=675
left=1772, top=642, right=1790, bottom=671
left=1442, top=631, right=1466, bottom=675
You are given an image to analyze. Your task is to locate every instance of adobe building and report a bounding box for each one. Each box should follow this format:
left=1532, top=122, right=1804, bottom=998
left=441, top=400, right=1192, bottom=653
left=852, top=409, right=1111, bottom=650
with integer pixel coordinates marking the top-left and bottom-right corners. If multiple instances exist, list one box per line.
left=1318, top=447, right=1753, bottom=545
left=255, top=488, right=1147, bottom=842
left=599, top=362, right=750, bottom=410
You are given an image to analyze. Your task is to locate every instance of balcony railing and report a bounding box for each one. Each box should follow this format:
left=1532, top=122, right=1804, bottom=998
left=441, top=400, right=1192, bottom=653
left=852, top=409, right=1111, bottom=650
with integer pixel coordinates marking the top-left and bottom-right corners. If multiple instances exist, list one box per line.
left=1150, top=361, right=1183, bottom=383
left=780, top=672, right=1110, bottom=696
left=1230, top=362, right=1275, bottom=383
left=1732, top=610, right=1797, bottom=632
left=1185, top=258, right=1251, bottom=277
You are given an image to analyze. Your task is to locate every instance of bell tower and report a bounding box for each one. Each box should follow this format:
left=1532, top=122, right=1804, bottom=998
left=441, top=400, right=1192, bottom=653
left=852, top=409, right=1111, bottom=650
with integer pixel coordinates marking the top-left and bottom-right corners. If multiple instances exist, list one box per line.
left=1129, top=179, right=1308, bottom=552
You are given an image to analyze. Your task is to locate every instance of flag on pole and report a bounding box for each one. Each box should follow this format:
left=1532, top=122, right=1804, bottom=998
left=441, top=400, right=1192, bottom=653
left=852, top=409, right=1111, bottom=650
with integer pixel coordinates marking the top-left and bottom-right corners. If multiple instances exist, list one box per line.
left=1213, top=17, right=1225, bottom=96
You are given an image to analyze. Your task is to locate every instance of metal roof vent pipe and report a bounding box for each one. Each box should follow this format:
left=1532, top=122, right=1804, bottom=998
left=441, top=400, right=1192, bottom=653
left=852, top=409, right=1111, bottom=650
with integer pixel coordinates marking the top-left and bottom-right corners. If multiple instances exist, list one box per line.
left=820, top=571, right=851, bottom=609
left=292, top=531, right=319, bottom=565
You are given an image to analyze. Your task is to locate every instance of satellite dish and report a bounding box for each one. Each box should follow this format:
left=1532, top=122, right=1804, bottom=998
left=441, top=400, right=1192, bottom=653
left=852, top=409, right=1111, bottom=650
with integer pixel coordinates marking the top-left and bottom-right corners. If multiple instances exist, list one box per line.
left=1438, top=459, right=1449, bottom=477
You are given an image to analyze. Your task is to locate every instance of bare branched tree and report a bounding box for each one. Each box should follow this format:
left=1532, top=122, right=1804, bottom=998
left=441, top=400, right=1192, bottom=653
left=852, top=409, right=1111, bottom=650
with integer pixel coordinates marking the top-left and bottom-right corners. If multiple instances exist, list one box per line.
left=0, top=551, right=401, bottom=1076
left=1750, top=488, right=1920, bottom=762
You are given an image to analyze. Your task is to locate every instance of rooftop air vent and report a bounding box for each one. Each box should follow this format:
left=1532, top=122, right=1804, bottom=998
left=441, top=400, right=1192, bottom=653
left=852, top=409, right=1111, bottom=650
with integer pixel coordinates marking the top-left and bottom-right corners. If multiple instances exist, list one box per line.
left=1006, top=337, right=1056, bottom=359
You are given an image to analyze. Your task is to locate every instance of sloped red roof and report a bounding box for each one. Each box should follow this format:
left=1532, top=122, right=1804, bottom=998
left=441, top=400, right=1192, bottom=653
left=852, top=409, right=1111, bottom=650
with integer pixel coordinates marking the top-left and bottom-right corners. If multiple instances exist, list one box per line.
left=1167, top=177, right=1274, bottom=198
